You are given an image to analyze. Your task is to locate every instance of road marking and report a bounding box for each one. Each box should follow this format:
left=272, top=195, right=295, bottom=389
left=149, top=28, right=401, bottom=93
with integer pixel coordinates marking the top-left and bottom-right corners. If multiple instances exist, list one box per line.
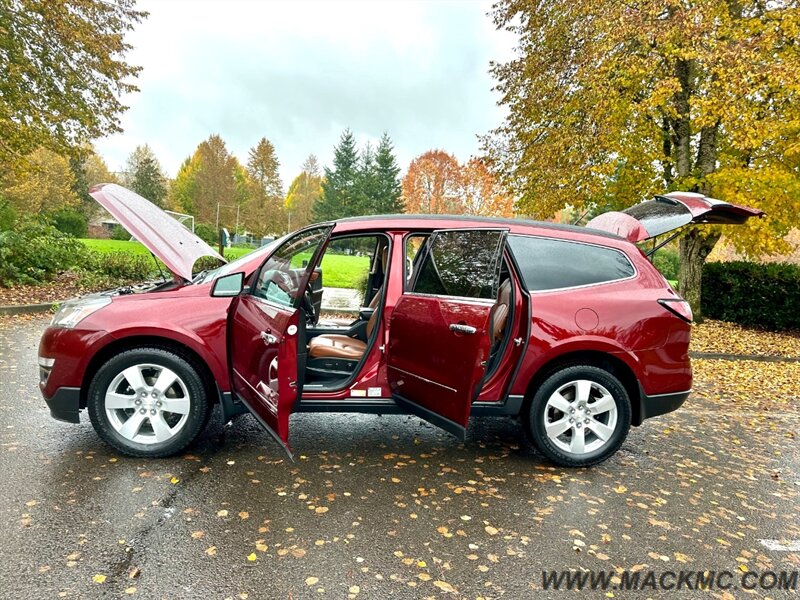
left=758, top=539, right=800, bottom=552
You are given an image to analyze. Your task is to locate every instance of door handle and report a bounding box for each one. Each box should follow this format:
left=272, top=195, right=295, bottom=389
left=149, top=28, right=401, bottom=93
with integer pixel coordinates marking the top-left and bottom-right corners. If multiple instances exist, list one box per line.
left=449, top=323, right=477, bottom=335
left=260, top=331, right=279, bottom=345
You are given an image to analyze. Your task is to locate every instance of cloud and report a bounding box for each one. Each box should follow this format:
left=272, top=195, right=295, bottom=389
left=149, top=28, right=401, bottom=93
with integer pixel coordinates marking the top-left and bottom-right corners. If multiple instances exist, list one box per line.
left=95, top=0, right=515, bottom=187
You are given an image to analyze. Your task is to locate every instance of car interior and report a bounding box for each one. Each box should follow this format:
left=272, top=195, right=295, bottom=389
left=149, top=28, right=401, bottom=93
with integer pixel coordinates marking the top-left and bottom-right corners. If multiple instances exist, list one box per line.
left=296, top=231, right=516, bottom=393
left=301, top=234, right=390, bottom=390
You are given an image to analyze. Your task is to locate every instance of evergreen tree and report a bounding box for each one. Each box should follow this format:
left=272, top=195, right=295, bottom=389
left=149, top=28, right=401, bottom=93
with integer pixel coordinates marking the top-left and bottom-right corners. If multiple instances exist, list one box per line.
left=355, top=141, right=379, bottom=215
left=372, top=133, right=403, bottom=213
left=314, top=129, right=359, bottom=220
left=125, top=144, right=167, bottom=207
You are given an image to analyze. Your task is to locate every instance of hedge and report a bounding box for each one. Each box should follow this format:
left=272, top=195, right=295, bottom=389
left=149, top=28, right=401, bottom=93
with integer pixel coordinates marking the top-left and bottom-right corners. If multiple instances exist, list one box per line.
left=702, top=261, right=800, bottom=331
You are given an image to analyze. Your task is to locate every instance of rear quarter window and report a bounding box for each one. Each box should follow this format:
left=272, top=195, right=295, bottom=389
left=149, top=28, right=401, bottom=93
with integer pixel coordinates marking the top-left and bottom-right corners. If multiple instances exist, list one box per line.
left=508, top=235, right=635, bottom=292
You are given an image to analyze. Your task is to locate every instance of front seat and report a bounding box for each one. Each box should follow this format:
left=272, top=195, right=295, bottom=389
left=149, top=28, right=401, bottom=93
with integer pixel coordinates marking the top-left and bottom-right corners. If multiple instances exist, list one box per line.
left=308, top=309, right=378, bottom=359
left=490, top=279, right=512, bottom=343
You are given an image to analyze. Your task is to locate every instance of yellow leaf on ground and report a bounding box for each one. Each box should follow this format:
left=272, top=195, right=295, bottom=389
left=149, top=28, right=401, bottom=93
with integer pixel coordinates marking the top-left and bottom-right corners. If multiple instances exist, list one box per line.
left=191, top=531, right=205, bottom=539
left=433, top=581, right=457, bottom=593
left=613, top=486, right=627, bottom=493
left=124, top=587, right=136, bottom=595
left=205, top=546, right=217, bottom=556
left=247, top=553, right=257, bottom=562
left=305, top=577, right=319, bottom=586
left=217, top=510, right=229, bottom=517
left=92, top=574, right=106, bottom=584
left=485, top=526, right=499, bottom=535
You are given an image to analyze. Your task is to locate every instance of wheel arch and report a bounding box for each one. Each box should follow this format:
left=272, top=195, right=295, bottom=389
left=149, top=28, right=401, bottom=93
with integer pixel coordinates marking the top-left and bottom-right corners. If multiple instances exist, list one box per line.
left=521, top=350, right=643, bottom=426
left=79, top=335, right=221, bottom=410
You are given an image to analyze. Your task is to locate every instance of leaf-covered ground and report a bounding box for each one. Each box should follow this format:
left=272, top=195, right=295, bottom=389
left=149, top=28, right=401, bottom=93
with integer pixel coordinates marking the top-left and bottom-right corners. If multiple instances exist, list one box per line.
left=691, top=319, right=800, bottom=358
left=0, top=316, right=797, bottom=599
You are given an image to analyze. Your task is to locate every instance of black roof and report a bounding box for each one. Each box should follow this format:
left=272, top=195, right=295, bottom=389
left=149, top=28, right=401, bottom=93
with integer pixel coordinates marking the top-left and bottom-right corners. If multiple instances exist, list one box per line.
left=334, top=213, right=623, bottom=241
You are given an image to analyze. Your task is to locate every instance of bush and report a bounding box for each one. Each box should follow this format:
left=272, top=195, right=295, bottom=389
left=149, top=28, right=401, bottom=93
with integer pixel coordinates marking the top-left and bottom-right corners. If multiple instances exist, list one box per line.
left=0, top=218, right=88, bottom=285
left=83, top=251, right=157, bottom=281
left=702, top=261, right=800, bottom=331
left=194, top=223, right=218, bottom=245
left=50, top=208, right=88, bottom=237
left=110, top=224, right=131, bottom=241
left=652, top=248, right=679, bottom=281
left=0, top=200, right=15, bottom=232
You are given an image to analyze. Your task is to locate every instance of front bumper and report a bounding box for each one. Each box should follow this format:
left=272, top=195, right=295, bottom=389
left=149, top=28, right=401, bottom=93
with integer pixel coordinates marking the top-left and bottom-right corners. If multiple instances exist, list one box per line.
left=635, top=387, right=690, bottom=425
left=42, top=387, right=82, bottom=424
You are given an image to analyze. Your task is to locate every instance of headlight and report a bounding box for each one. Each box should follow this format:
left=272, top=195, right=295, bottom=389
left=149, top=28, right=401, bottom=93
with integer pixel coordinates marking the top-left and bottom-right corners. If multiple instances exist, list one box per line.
left=51, top=297, right=111, bottom=329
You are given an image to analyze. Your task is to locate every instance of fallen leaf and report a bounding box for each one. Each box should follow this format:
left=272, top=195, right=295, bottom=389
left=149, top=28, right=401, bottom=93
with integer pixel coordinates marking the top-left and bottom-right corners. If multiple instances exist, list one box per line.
left=433, top=581, right=457, bottom=593
left=305, top=577, right=319, bottom=586
left=92, top=574, right=106, bottom=584
left=247, top=553, right=257, bottom=562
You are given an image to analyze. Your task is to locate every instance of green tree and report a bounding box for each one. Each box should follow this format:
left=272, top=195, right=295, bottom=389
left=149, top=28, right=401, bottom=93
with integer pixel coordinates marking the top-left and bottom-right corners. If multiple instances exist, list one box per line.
left=372, top=133, right=403, bottom=214
left=69, top=146, right=118, bottom=221
left=124, top=145, right=167, bottom=207
left=484, top=0, right=800, bottom=318
left=0, top=0, right=145, bottom=166
left=286, top=155, right=323, bottom=230
left=315, top=129, right=360, bottom=220
left=355, top=141, right=378, bottom=215
left=245, top=137, right=285, bottom=236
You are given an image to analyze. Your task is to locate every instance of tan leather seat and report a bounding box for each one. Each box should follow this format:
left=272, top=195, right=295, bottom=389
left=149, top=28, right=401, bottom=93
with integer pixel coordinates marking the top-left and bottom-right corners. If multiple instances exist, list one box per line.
left=307, top=334, right=367, bottom=359
left=490, top=280, right=512, bottom=342
left=309, top=311, right=378, bottom=359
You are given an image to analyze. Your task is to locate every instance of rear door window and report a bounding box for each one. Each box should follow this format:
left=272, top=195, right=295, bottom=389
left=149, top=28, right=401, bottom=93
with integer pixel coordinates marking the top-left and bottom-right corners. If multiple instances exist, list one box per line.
left=508, top=235, right=634, bottom=292
left=411, top=229, right=507, bottom=299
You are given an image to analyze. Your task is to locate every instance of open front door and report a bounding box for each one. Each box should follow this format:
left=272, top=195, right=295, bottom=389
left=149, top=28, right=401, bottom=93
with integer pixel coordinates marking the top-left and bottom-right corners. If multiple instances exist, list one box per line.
left=387, top=228, right=508, bottom=440
left=227, top=226, right=332, bottom=456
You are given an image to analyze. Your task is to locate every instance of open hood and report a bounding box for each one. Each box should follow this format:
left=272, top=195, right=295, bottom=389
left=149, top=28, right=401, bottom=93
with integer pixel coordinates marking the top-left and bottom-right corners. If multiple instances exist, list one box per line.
left=586, top=192, right=764, bottom=243
left=89, top=183, right=226, bottom=282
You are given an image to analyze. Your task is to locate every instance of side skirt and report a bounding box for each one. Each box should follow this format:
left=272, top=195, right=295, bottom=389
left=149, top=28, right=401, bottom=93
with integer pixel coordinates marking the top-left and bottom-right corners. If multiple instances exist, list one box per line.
left=295, top=395, right=525, bottom=417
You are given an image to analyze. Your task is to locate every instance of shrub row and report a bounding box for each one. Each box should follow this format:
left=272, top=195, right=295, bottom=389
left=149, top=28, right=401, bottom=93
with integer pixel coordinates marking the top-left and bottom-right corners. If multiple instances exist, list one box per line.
left=0, top=217, right=159, bottom=287
left=702, top=261, right=800, bottom=331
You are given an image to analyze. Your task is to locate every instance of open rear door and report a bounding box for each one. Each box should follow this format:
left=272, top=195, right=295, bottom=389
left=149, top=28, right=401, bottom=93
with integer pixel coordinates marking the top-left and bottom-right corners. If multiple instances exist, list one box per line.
left=586, top=192, right=764, bottom=242
left=227, top=226, right=332, bottom=456
left=387, top=228, right=508, bottom=440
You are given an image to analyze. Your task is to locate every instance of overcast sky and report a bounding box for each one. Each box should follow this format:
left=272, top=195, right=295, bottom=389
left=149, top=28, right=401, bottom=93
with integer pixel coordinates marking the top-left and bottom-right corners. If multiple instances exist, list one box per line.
left=94, top=0, right=516, bottom=187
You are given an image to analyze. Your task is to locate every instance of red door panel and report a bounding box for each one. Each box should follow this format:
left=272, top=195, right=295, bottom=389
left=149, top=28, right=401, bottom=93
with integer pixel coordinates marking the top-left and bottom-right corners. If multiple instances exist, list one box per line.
left=387, top=228, right=508, bottom=439
left=228, top=294, right=300, bottom=455
left=388, top=295, right=494, bottom=438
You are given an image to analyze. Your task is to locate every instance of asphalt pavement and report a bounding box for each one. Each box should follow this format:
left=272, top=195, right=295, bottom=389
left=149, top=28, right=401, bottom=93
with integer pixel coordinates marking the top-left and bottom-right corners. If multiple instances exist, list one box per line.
left=0, top=316, right=798, bottom=599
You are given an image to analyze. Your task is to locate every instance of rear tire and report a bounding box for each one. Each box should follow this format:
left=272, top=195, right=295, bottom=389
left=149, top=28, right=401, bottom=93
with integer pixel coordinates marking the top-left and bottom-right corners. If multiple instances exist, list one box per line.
left=526, top=365, right=631, bottom=467
left=87, top=347, right=211, bottom=458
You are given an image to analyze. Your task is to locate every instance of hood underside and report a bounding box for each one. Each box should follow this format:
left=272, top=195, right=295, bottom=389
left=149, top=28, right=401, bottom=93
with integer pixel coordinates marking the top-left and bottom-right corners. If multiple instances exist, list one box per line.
left=586, top=192, right=765, bottom=243
left=89, top=184, right=226, bottom=281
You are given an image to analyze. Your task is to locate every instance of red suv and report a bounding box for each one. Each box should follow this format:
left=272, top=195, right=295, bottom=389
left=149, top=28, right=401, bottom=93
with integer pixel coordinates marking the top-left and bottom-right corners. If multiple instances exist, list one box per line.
left=38, top=185, right=761, bottom=466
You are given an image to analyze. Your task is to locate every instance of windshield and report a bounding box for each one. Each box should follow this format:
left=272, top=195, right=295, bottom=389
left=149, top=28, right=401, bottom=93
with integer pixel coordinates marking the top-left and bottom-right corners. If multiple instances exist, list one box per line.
left=195, top=236, right=287, bottom=284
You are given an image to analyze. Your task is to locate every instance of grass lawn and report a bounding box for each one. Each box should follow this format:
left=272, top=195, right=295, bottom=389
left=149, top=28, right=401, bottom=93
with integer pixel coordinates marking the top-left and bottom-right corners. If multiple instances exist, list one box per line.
left=78, top=239, right=368, bottom=289
left=79, top=239, right=253, bottom=260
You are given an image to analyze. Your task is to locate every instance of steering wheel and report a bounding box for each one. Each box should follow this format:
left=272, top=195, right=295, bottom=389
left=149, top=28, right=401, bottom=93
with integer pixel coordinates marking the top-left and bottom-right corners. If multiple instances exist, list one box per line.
left=269, top=270, right=295, bottom=294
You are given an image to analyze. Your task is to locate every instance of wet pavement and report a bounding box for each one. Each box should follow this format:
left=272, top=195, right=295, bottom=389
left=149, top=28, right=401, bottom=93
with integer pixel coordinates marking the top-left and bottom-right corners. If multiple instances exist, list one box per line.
left=0, top=315, right=798, bottom=599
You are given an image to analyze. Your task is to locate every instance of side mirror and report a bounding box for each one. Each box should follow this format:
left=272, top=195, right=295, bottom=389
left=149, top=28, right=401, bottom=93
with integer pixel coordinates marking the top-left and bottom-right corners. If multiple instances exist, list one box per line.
left=211, top=272, right=244, bottom=297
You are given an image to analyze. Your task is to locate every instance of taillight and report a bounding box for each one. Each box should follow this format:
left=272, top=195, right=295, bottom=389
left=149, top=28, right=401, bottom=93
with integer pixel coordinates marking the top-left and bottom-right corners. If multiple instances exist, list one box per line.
left=658, top=298, right=693, bottom=322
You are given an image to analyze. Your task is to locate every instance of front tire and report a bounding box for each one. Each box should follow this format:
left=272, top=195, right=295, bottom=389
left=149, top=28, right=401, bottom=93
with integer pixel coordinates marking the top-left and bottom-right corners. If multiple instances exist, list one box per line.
left=526, top=365, right=631, bottom=467
left=88, top=347, right=211, bottom=458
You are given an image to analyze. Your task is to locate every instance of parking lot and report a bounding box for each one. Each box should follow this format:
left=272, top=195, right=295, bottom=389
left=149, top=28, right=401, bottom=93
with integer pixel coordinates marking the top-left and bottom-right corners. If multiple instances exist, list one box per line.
left=0, top=315, right=798, bottom=599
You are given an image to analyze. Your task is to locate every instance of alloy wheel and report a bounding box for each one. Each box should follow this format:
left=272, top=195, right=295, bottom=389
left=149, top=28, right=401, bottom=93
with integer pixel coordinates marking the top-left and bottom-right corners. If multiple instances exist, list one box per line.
left=104, top=363, right=191, bottom=445
left=542, top=379, right=618, bottom=455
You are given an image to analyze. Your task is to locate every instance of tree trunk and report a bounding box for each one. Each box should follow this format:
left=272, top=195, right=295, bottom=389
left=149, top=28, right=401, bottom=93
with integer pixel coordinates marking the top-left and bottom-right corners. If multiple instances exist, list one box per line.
left=678, top=229, right=721, bottom=321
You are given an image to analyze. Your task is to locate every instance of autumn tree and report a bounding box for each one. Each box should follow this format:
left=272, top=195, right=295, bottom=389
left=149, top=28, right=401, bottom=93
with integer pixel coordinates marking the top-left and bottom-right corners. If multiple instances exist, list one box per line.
left=286, top=155, right=323, bottom=230
left=69, top=146, right=118, bottom=220
left=461, top=158, right=514, bottom=217
left=245, top=137, right=285, bottom=236
left=172, top=135, right=248, bottom=232
left=2, top=147, right=80, bottom=215
left=402, top=150, right=463, bottom=214
left=315, top=129, right=360, bottom=220
left=125, top=145, right=167, bottom=207
left=484, top=0, right=800, bottom=317
left=0, top=0, right=144, bottom=167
